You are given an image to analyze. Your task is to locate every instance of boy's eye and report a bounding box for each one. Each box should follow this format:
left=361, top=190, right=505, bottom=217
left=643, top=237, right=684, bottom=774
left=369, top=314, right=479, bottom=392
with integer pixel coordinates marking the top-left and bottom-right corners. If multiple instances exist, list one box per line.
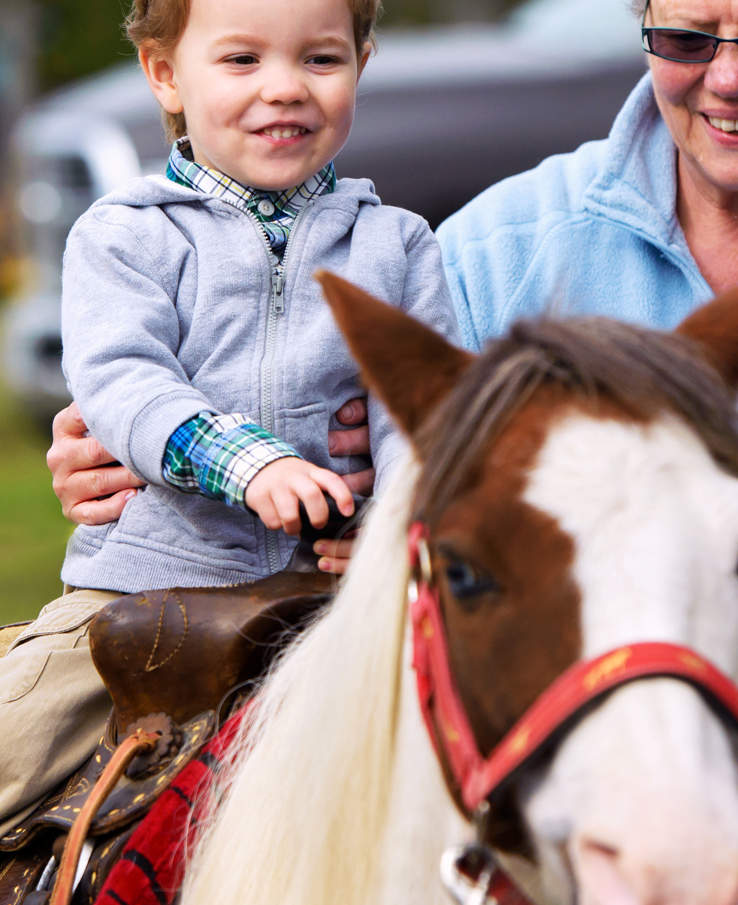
left=308, top=55, right=340, bottom=66
left=228, top=54, right=258, bottom=65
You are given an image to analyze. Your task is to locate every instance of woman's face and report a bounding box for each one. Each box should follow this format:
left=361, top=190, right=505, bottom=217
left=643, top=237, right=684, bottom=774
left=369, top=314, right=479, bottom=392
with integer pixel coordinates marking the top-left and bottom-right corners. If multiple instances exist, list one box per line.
left=647, top=0, right=738, bottom=203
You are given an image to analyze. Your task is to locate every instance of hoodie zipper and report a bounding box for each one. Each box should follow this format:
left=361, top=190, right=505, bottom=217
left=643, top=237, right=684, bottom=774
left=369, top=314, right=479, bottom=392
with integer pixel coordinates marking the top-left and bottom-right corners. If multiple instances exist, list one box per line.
left=247, top=206, right=308, bottom=573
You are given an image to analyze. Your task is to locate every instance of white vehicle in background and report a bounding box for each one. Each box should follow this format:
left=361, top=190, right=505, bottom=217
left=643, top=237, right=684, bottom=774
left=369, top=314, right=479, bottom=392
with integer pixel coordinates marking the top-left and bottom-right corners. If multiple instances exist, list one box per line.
left=3, top=3, right=644, bottom=421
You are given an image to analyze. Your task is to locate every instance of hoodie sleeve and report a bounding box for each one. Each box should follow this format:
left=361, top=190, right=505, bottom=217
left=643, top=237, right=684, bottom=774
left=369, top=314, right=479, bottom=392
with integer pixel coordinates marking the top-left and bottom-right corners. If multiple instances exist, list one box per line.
left=61, top=208, right=224, bottom=485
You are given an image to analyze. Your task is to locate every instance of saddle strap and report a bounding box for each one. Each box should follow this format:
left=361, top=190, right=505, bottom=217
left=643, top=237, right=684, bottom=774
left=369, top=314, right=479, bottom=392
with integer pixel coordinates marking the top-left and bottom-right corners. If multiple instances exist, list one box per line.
left=94, top=704, right=251, bottom=905
left=49, top=729, right=160, bottom=905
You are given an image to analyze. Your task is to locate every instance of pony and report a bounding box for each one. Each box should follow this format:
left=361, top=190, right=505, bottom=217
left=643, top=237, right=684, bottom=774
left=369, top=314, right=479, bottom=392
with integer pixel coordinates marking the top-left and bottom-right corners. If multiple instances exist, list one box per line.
left=179, top=275, right=738, bottom=905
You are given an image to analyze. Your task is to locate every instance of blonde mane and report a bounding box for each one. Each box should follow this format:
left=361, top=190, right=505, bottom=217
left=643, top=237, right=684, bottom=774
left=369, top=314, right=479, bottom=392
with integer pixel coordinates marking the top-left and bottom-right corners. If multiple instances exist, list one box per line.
left=180, top=457, right=434, bottom=905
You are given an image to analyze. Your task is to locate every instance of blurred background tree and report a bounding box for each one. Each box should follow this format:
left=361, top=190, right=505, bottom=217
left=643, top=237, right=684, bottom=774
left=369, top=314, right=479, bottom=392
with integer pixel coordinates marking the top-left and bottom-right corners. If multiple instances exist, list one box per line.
left=383, top=0, right=521, bottom=26
left=35, top=0, right=135, bottom=91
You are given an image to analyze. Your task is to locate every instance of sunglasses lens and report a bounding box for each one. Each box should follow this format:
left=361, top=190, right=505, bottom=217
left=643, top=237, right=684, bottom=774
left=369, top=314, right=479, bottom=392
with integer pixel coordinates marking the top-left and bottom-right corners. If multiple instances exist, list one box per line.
left=648, top=29, right=715, bottom=61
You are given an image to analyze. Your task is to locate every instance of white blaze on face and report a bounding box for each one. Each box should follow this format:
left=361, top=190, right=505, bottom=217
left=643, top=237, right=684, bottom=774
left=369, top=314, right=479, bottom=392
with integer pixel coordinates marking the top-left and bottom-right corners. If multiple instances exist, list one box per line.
left=518, top=411, right=738, bottom=905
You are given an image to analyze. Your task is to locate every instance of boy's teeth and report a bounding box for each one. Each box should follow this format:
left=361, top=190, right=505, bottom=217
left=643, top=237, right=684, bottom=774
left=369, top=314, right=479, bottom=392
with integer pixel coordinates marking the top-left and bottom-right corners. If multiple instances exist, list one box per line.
left=708, top=116, right=738, bottom=132
left=264, top=127, right=306, bottom=138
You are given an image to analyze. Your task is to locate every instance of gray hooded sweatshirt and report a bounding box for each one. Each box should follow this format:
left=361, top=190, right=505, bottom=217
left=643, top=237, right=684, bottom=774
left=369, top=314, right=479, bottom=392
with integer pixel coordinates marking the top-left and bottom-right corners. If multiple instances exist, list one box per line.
left=60, top=175, right=459, bottom=591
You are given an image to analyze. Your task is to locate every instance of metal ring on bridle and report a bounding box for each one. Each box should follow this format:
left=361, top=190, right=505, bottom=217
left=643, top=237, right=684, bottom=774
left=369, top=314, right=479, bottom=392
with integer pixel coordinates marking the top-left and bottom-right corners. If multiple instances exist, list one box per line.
left=416, top=534, right=433, bottom=585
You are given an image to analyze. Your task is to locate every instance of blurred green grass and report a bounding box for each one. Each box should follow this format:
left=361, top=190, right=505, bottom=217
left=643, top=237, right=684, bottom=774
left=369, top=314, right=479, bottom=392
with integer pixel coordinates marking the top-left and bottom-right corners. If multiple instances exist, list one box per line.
left=0, top=386, right=70, bottom=624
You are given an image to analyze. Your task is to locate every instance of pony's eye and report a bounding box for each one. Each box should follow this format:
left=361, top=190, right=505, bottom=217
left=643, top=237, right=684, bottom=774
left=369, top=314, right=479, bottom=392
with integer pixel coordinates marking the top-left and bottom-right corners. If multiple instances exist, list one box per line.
left=444, top=558, right=500, bottom=602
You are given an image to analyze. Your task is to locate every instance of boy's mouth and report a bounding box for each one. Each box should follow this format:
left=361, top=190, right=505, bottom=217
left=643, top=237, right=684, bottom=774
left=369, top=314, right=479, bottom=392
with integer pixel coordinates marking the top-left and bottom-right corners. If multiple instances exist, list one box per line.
left=259, top=126, right=310, bottom=139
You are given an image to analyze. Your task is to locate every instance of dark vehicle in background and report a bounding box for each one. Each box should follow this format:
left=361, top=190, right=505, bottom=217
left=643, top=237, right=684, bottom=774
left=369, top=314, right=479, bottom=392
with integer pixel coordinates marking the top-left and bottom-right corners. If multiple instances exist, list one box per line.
left=3, top=0, right=645, bottom=420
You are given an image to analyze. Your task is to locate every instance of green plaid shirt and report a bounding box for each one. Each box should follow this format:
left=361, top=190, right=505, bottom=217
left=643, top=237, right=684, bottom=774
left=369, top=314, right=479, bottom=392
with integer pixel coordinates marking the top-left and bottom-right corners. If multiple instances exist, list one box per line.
left=163, top=411, right=300, bottom=508
left=162, top=140, right=336, bottom=508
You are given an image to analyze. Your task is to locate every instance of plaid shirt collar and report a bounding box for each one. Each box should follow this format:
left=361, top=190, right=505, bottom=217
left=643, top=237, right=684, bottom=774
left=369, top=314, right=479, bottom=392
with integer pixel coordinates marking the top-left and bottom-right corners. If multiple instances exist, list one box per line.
left=165, top=136, right=336, bottom=223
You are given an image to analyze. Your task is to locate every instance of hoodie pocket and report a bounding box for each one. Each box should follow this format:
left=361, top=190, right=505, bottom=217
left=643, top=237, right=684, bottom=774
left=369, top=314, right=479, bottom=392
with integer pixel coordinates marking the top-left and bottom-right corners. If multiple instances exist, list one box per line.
left=278, top=403, right=331, bottom=470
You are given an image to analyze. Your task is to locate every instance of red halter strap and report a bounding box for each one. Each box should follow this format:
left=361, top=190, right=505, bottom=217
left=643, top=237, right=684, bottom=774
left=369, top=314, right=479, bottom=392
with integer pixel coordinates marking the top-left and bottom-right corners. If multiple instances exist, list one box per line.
left=408, top=521, right=738, bottom=815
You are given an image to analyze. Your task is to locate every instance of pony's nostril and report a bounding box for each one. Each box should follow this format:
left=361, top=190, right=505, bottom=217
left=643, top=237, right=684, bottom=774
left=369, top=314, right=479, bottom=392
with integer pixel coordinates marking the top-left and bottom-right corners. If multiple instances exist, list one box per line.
left=573, top=838, right=640, bottom=905
left=572, top=834, right=738, bottom=905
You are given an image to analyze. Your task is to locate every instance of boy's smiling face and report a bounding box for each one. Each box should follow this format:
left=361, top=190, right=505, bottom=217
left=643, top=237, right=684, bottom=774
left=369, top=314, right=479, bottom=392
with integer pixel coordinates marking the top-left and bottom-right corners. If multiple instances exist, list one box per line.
left=141, top=0, right=370, bottom=191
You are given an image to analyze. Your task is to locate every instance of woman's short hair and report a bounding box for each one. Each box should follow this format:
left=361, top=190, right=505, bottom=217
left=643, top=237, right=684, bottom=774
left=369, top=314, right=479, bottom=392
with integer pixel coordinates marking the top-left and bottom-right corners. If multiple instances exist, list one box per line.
left=125, top=0, right=382, bottom=142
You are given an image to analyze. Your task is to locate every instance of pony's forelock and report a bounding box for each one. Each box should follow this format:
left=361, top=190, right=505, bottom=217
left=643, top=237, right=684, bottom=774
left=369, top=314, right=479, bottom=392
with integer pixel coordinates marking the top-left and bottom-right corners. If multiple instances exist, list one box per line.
left=414, top=317, right=738, bottom=525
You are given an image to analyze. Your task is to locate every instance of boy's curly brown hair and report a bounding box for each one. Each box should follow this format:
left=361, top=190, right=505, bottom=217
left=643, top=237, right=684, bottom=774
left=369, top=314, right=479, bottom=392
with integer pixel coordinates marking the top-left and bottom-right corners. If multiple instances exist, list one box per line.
left=125, top=0, right=382, bottom=142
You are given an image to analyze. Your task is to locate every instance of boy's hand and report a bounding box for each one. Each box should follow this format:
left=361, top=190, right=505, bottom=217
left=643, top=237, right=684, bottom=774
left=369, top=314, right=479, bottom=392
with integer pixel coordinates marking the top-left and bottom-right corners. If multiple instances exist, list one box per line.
left=245, top=457, right=354, bottom=536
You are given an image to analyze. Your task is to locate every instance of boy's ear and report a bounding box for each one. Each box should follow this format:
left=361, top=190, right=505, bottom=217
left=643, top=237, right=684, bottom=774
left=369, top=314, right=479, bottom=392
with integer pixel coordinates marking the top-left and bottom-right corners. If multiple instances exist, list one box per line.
left=138, top=43, right=184, bottom=115
left=315, top=270, right=473, bottom=440
left=357, top=42, right=372, bottom=79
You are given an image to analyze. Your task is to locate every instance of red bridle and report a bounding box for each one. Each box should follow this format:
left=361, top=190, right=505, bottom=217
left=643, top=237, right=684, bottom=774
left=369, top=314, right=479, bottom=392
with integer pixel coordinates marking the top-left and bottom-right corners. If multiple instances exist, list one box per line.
left=408, top=521, right=738, bottom=817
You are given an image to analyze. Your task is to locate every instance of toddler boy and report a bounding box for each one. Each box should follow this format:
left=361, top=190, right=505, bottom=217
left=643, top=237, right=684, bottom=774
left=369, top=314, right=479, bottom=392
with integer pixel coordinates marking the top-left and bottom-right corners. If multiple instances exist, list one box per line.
left=0, top=0, right=459, bottom=833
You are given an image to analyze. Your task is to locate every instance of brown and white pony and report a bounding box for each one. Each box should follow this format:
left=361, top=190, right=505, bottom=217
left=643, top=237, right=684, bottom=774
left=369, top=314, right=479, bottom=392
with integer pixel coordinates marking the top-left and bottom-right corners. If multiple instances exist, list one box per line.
left=180, top=276, right=738, bottom=905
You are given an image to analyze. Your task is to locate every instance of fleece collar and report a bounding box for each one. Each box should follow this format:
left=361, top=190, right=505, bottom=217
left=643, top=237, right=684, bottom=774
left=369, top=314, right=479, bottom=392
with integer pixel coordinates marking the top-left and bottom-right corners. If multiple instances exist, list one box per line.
left=583, top=72, right=684, bottom=249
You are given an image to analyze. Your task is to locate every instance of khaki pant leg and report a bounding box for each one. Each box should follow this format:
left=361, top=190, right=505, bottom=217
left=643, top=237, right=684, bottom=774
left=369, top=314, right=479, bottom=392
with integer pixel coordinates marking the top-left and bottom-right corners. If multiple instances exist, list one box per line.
left=0, top=588, right=120, bottom=836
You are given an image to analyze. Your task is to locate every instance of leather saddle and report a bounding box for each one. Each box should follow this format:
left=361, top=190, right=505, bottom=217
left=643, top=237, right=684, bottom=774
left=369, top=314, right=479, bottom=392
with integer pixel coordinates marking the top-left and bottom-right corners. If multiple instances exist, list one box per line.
left=0, top=569, right=336, bottom=904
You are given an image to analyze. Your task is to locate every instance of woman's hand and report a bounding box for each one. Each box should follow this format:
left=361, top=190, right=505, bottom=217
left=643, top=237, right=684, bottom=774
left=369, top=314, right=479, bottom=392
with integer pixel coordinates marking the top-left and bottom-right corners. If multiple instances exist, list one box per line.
left=46, top=402, right=145, bottom=525
left=328, top=397, right=373, bottom=495
left=314, top=396, right=373, bottom=573
left=313, top=536, right=357, bottom=575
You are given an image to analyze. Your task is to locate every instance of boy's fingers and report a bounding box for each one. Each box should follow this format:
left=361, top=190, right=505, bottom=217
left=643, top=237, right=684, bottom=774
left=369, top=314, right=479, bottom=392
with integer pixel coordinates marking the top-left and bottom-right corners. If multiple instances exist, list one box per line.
left=271, top=486, right=303, bottom=535
left=312, top=469, right=354, bottom=517
left=253, top=496, right=281, bottom=532
left=294, top=479, right=330, bottom=531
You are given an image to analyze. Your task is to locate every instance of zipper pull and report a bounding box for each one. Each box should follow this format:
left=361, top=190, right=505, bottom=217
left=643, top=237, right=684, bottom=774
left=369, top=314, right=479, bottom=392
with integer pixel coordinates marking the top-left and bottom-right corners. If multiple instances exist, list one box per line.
left=273, top=269, right=285, bottom=314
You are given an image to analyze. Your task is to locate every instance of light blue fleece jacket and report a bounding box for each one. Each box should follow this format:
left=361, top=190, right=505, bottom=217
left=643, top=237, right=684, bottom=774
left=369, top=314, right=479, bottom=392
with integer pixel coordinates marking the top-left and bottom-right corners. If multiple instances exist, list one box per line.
left=61, top=176, right=459, bottom=592
left=437, top=73, right=714, bottom=352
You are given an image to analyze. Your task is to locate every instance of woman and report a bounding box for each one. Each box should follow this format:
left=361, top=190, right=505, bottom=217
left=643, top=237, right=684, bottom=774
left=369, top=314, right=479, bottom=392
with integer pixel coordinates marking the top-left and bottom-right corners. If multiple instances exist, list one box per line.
left=50, top=0, right=738, bottom=567
left=437, top=0, right=738, bottom=349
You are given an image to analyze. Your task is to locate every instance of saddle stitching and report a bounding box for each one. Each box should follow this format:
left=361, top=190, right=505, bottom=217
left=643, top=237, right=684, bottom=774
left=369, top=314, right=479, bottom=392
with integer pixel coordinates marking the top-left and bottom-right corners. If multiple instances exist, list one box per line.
left=60, top=776, right=91, bottom=803
left=144, top=592, right=188, bottom=673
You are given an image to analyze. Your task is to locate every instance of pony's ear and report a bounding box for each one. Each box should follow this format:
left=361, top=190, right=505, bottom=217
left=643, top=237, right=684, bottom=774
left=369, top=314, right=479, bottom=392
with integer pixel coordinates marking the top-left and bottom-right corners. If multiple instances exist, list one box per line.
left=315, top=270, right=473, bottom=438
left=676, top=288, right=738, bottom=389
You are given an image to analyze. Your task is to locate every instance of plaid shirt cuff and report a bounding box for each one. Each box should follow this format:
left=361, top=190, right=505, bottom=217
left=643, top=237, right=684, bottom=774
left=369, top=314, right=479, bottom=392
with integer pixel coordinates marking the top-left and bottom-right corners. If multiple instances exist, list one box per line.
left=162, top=412, right=301, bottom=509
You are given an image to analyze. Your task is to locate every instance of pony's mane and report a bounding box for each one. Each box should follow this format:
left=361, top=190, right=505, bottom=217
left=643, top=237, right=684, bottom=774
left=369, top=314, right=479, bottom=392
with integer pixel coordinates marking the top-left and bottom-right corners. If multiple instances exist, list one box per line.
left=415, top=316, right=738, bottom=523
left=180, top=459, right=431, bottom=905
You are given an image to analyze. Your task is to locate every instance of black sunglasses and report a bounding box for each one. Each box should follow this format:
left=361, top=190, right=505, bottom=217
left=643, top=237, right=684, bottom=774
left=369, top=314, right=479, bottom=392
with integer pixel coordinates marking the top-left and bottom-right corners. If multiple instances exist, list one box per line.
left=641, top=0, right=738, bottom=63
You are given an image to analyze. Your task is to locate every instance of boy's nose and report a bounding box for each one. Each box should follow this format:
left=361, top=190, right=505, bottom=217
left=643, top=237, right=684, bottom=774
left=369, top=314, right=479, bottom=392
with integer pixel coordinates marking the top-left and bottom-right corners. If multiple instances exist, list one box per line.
left=259, top=64, right=310, bottom=105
